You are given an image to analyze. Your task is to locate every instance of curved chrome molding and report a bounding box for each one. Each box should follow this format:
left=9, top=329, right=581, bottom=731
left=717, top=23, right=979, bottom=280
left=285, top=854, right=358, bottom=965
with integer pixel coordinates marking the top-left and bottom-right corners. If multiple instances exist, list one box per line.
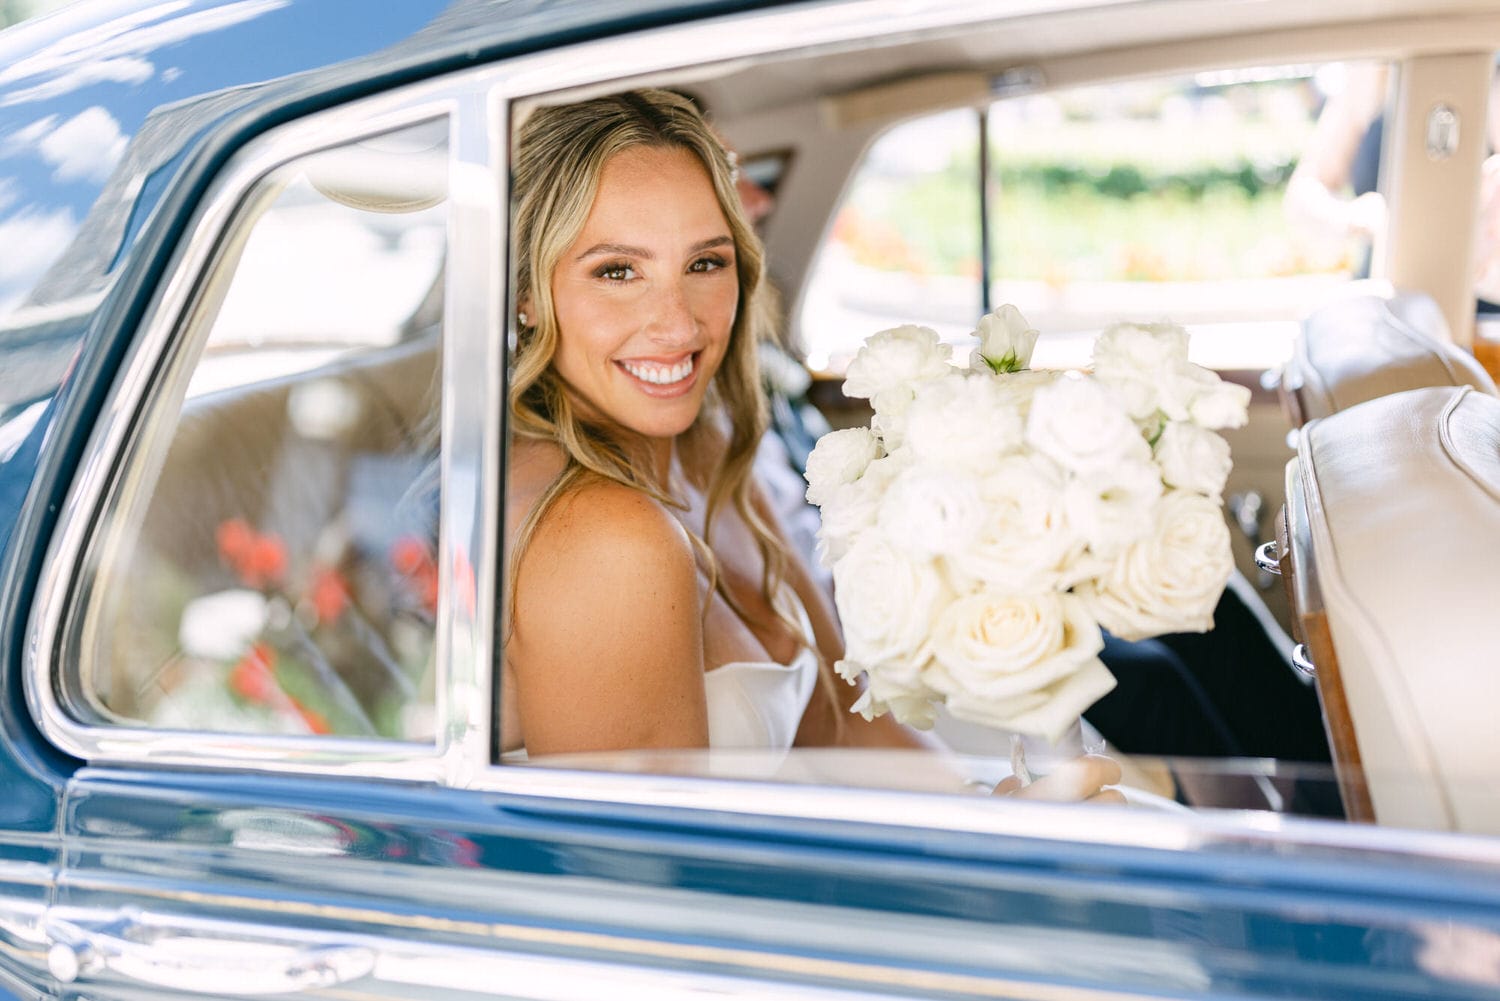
left=1289, top=644, right=1317, bottom=679
left=1253, top=540, right=1282, bottom=575
left=24, top=72, right=496, bottom=784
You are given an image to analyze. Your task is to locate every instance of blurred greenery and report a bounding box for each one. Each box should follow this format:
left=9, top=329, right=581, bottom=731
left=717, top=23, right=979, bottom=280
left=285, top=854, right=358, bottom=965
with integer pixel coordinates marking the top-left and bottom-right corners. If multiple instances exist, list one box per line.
left=834, top=138, right=1348, bottom=282
left=828, top=71, right=1354, bottom=284
left=1, top=0, right=71, bottom=29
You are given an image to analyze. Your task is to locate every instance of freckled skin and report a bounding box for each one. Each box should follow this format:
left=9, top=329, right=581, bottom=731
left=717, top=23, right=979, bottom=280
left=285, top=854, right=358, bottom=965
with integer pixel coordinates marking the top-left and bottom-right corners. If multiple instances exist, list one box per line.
left=545, top=146, right=738, bottom=443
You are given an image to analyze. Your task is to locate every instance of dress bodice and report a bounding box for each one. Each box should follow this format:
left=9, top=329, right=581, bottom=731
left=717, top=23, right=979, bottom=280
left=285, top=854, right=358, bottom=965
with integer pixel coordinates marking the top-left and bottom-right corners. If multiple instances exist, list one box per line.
left=502, top=587, right=819, bottom=761
left=703, top=592, right=819, bottom=750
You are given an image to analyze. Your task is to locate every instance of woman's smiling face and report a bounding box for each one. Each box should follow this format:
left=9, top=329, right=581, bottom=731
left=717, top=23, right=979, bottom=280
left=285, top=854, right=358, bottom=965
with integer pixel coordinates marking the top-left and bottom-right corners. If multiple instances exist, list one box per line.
left=546, top=144, right=739, bottom=440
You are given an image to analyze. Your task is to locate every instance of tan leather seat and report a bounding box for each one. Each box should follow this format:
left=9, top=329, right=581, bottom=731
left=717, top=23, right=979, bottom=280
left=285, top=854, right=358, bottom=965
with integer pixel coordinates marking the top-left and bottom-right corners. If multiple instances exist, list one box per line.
left=1281, top=291, right=1497, bottom=427
left=1283, top=385, right=1500, bottom=833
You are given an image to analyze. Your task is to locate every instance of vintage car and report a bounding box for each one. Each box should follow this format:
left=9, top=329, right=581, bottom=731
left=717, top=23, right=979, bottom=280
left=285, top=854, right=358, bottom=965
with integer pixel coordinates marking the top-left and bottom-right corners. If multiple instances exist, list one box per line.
left=3, top=0, right=1500, bottom=998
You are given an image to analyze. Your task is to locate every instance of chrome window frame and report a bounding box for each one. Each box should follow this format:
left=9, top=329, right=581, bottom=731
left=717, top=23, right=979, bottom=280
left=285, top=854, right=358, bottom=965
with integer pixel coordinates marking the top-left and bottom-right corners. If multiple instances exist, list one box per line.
left=471, top=1, right=1500, bottom=866
left=23, top=0, right=1500, bottom=869
left=25, top=70, right=505, bottom=785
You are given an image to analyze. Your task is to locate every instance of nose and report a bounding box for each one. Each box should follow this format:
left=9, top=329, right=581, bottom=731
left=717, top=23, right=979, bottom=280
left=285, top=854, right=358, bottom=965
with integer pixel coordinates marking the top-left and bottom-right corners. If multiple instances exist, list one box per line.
left=646, top=276, right=698, bottom=346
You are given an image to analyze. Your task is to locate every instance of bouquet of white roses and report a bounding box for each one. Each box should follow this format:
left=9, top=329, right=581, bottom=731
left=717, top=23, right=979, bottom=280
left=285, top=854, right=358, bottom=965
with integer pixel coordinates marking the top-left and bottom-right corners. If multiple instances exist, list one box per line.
left=804, top=305, right=1250, bottom=742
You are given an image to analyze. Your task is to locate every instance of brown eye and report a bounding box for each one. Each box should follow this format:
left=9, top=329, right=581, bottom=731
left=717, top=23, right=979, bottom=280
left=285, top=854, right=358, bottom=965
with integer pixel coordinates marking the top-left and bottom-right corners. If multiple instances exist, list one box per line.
left=689, top=255, right=728, bottom=273
left=596, top=263, right=636, bottom=281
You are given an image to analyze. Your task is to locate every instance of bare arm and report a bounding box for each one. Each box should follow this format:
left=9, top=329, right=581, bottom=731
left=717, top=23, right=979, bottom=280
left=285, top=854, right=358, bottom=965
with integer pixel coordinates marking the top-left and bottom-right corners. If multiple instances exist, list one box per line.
left=508, top=481, right=709, bottom=755
left=1284, top=63, right=1389, bottom=239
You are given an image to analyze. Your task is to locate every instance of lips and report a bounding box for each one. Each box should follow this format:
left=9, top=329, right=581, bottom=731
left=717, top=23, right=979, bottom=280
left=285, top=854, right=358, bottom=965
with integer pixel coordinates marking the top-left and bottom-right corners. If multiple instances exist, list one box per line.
left=615, top=352, right=700, bottom=397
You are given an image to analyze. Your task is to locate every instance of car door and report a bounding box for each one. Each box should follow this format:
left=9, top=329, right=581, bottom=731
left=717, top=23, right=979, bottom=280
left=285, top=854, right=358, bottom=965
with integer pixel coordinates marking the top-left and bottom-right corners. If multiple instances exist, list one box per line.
left=15, top=4, right=1500, bottom=1001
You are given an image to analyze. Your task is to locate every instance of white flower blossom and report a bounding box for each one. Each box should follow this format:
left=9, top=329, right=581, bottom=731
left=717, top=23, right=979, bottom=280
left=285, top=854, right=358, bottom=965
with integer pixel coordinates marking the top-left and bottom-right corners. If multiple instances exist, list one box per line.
left=838, top=657, right=941, bottom=729
left=945, top=453, right=1080, bottom=593
left=1153, top=420, right=1232, bottom=498
left=804, top=427, right=881, bottom=507
left=821, top=307, right=1236, bottom=737
left=1186, top=370, right=1252, bottom=429
left=1062, top=458, right=1163, bottom=557
left=971, top=303, right=1040, bottom=373
left=832, top=535, right=950, bottom=668
left=876, top=465, right=987, bottom=558
left=1025, top=375, right=1150, bottom=473
left=842, top=324, right=952, bottom=418
left=814, top=455, right=900, bottom=567
left=924, top=590, right=1111, bottom=741
left=901, top=372, right=1024, bottom=471
left=1079, top=489, right=1234, bottom=641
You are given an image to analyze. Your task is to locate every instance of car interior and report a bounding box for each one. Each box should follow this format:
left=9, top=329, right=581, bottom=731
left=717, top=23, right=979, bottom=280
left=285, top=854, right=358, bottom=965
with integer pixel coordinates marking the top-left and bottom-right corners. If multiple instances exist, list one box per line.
left=59, top=0, right=1500, bottom=835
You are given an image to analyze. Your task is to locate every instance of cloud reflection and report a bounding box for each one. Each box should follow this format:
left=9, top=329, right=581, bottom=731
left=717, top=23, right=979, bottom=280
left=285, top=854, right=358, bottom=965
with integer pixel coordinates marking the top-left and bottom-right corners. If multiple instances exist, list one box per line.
left=0, top=0, right=289, bottom=105
left=0, top=206, right=77, bottom=315
left=0, top=115, right=56, bottom=157
left=1, top=57, right=154, bottom=108
left=39, top=107, right=127, bottom=183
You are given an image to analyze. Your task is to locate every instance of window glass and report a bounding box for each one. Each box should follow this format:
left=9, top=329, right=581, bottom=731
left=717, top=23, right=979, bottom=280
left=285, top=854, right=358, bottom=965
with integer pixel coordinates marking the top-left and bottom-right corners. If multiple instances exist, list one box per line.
left=492, top=73, right=1500, bottom=840
left=71, top=119, right=447, bottom=741
left=800, top=63, right=1395, bottom=373
left=798, top=108, right=981, bottom=372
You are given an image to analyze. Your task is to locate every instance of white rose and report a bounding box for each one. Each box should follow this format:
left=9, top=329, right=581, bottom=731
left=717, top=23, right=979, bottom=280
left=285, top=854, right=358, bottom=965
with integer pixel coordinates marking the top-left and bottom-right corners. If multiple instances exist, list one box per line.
left=1091, top=321, right=1192, bottom=422
left=1079, top=489, right=1234, bottom=641
left=945, top=453, right=1080, bottom=592
left=832, top=535, right=949, bottom=667
left=924, top=590, right=1110, bottom=740
left=901, top=372, right=1024, bottom=471
left=842, top=324, right=953, bottom=417
left=1092, top=320, right=1190, bottom=373
left=972, top=303, right=1039, bottom=373
left=992, top=368, right=1058, bottom=419
left=1153, top=420, right=1232, bottom=498
left=947, top=659, right=1118, bottom=743
left=1185, top=368, right=1251, bottom=429
left=1062, top=458, right=1163, bottom=557
left=814, top=456, right=899, bottom=567
left=804, top=427, right=881, bottom=507
left=1025, top=375, right=1150, bottom=474
left=876, top=465, right=987, bottom=558
left=838, top=657, right=940, bottom=729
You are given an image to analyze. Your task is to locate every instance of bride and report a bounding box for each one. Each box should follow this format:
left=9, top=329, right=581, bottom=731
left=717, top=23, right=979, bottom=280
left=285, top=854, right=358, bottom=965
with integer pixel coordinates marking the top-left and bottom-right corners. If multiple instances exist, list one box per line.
left=499, top=88, right=1120, bottom=803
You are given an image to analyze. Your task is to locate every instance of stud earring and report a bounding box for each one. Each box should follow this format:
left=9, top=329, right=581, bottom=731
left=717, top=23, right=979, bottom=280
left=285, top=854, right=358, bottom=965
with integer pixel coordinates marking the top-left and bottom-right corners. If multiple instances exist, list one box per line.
left=518, top=311, right=529, bottom=326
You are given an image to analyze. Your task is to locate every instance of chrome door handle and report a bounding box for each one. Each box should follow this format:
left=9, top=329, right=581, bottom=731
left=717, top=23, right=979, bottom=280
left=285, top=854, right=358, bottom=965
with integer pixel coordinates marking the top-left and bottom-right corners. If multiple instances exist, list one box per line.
left=46, top=910, right=374, bottom=994
left=1253, top=540, right=1281, bottom=575
left=1290, top=643, right=1317, bottom=679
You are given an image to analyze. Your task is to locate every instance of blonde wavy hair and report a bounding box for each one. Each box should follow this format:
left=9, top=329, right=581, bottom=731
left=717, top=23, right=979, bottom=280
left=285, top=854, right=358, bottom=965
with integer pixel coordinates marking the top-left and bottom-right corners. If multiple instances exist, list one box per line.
left=507, top=89, right=794, bottom=644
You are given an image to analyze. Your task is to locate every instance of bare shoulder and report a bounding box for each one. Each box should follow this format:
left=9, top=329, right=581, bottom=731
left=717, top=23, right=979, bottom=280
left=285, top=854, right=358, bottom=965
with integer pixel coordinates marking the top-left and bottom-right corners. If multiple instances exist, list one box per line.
left=521, top=477, right=697, bottom=585
left=509, top=476, right=707, bottom=755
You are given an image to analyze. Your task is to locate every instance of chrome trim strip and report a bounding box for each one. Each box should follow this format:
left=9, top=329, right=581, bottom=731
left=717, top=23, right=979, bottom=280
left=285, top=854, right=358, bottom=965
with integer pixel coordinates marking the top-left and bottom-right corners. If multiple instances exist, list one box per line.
left=24, top=76, right=489, bottom=783
left=42, top=895, right=1180, bottom=1001
left=471, top=759, right=1500, bottom=866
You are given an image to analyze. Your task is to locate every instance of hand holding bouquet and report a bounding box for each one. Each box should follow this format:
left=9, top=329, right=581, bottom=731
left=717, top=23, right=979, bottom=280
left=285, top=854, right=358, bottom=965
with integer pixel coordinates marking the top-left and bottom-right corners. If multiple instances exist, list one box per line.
left=805, top=305, right=1250, bottom=741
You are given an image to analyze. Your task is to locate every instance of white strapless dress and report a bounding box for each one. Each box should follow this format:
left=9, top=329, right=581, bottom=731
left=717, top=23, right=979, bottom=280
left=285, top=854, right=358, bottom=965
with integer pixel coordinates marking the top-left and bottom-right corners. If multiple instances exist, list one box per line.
left=703, top=596, right=819, bottom=750
left=502, top=591, right=818, bottom=761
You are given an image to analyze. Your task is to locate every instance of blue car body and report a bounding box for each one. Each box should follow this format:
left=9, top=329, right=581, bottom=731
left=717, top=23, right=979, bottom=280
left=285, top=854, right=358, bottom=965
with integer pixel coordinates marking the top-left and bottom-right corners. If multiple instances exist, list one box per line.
left=2, top=2, right=1500, bottom=999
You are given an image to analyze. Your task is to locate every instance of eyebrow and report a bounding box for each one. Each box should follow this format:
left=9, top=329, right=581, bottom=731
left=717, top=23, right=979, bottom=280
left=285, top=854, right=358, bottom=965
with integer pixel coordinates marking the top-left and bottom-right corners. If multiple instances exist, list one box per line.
left=574, top=235, right=733, bottom=261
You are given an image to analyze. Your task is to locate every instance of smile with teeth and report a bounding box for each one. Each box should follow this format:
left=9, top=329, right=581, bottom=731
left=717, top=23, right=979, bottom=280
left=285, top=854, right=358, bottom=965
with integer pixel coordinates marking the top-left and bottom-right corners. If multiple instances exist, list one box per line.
left=619, top=354, right=695, bottom=386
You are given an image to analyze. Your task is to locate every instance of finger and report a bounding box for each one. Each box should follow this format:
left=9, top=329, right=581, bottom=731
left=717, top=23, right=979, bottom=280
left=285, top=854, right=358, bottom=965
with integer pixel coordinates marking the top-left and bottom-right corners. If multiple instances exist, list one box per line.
left=1083, top=753, right=1123, bottom=788
left=993, top=776, right=1023, bottom=796
left=1086, top=788, right=1128, bottom=807
left=1013, top=754, right=1122, bottom=803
